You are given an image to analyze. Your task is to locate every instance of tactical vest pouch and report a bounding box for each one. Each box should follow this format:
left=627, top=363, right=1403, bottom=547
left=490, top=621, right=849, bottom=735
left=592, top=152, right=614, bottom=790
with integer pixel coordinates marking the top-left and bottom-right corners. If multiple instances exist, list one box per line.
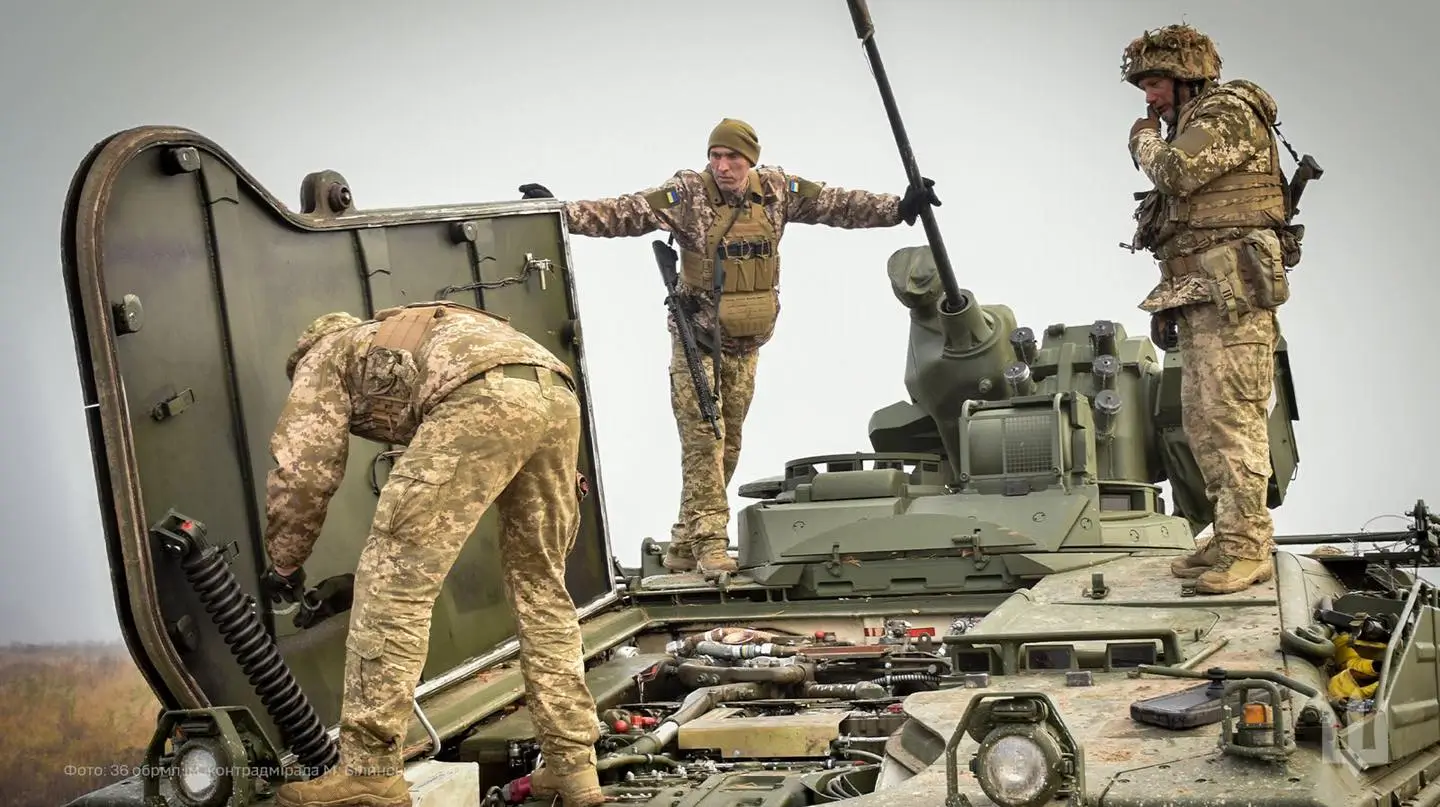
left=682, top=183, right=782, bottom=340
left=352, top=346, right=422, bottom=443
left=1168, top=171, right=1287, bottom=231
left=718, top=291, right=778, bottom=339
left=715, top=236, right=779, bottom=338
left=352, top=305, right=443, bottom=442
left=1169, top=232, right=1288, bottom=325
left=1162, top=244, right=1244, bottom=324
left=1131, top=190, right=1170, bottom=251
left=1236, top=229, right=1290, bottom=309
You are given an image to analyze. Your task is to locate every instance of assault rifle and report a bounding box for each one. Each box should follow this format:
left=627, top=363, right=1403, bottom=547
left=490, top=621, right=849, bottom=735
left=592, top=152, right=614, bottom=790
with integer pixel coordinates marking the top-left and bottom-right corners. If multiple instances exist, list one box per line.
left=1287, top=153, right=1323, bottom=221
left=653, top=239, right=721, bottom=439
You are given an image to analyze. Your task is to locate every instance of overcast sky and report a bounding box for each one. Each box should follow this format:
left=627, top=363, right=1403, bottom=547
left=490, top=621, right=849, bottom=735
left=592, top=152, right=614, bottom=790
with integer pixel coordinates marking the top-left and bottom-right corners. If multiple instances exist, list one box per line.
left=1, top=0, right=1436, bottom=644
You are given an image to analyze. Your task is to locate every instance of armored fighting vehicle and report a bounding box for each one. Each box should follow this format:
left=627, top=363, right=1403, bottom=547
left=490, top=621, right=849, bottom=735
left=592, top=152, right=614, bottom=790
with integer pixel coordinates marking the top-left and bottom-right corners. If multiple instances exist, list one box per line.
left=58, top=4, right=1440, bottom=807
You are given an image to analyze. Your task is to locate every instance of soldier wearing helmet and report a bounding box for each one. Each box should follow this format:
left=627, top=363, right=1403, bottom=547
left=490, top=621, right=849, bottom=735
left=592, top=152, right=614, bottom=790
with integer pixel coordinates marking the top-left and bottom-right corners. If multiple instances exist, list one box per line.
left=1121, top=24, right=1299, bottom=595
left=263, top=301, right=605, bottom=807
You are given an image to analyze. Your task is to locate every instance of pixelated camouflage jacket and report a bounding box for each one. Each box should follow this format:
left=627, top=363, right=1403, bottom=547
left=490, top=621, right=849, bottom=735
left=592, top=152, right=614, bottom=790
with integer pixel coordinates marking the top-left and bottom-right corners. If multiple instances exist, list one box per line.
left=1129, top=78, right=1282, bottom=264
left=263, top=307, right=573, bottom=569
left=564, top=166, right=903, bottom=353
left=1127, top=79, right=1286, bottom=312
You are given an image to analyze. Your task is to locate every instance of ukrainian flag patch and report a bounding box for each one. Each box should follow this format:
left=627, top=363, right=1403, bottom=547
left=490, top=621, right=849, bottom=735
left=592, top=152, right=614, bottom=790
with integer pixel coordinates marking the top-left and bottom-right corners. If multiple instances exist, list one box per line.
left=787, top=179, right=799, bottom=193
left=665, top=189, right=680, bottom=204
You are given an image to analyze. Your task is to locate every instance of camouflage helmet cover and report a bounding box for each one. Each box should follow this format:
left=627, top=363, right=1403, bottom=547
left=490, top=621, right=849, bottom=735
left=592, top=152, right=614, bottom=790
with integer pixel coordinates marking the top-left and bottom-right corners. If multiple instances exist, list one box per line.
left=286, top=312, right=362, bottom=380
left=1121, top=24, right=1222, bottom=86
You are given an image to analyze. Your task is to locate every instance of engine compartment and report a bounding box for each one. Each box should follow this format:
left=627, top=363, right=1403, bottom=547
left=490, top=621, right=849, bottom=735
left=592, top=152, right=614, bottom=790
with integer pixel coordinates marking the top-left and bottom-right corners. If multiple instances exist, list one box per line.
left=458, top=621, right=973, bottom=807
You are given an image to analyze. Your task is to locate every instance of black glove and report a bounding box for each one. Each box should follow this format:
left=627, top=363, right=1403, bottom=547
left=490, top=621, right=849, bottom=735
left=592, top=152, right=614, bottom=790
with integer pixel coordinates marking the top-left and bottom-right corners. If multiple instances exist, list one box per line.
left=294, top=573, right=356, bottom=629
left=261, top=566, right=306, bottom=604
left=519, top=183, right=554, bottom=200
left=899, top=177, right=940, bottom=226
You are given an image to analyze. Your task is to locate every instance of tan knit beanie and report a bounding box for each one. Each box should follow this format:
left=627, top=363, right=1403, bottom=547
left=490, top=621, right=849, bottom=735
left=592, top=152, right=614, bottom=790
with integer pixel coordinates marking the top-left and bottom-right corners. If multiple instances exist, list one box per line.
left=707, top=118, right=760, bottom=165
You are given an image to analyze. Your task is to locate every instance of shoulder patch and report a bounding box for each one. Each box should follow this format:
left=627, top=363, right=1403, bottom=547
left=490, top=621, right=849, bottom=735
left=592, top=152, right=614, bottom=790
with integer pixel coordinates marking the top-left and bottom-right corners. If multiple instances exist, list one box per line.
left=786, top=177, right=823, bottom=199
left=1171, top=126, right=1216, bottom=157
left=643, top=186, right=683, bottom=211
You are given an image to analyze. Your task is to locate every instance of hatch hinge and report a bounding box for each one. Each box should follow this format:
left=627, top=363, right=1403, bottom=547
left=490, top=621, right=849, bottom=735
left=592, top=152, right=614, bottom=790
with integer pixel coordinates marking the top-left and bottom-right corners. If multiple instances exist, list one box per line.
left=299, top=170, right=355, bottom=217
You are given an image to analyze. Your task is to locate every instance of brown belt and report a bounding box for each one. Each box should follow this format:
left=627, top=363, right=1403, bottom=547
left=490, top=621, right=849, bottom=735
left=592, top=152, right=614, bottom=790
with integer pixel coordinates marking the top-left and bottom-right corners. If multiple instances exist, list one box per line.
left=1160, top=237, right=1251, bottom=280
left=1160, top=252, right=1204, bottom=280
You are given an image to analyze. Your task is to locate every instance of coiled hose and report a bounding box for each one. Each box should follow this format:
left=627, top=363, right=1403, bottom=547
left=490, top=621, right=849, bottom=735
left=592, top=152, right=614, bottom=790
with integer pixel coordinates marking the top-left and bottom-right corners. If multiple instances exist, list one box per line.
left=181, top=544, right=338, bottom=773
left=869, top=672, right=939, bottom=688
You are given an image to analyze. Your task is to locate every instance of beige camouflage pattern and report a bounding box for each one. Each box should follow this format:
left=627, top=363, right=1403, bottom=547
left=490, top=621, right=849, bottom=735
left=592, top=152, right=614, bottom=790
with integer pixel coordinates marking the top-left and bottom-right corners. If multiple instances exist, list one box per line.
left=1128, top=80, right=1283, bottom=267
left=563, top=166, right=903, bottom=354
left=1137, top=227, right=1286, bottom=315
left=529, top=764, right=604, bottom=807
left=1175, top=303, right=1278, bottom=563
left=664, top=333, right=759, bottom=572
left=337, top=372, right=598, bottom=778
left=265, top=304, right=574, bottom=569
left=1124, top=71, right=1293, bottom=594
left=264, top=305, right=601, bottom=788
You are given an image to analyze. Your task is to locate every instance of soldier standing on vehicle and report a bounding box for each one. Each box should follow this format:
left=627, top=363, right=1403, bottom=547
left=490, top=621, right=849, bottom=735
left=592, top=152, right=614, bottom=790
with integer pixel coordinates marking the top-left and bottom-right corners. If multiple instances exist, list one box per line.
left=1121, top=24, right=1300, bottom=595
left=517, top=118, right=940, bottom=576
left=261, top=303, right=604, bottom=807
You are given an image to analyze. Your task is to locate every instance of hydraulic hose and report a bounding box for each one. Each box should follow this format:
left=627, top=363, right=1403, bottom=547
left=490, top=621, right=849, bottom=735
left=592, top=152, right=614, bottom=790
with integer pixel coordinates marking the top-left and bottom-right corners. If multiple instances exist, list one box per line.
left=674, top=661, right=810, bottom=688
left=153, top=512, right=338, bottom=774
left=601, top=682, right=767, bottom=764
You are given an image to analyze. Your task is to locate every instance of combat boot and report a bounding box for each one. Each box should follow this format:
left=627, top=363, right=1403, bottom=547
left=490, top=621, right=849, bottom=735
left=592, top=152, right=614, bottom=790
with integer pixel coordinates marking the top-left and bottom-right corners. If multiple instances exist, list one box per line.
left=692, top=539, right=737, bottom=574
left=273, top=767, right=411, bottom=807
left=661, top=542, right=696, bottom=572
left=529, top=764, right=605, bottom=807
left=1170, top=540, right=1221, bottom=578
left=1195, top=555, right=1273, bottom=595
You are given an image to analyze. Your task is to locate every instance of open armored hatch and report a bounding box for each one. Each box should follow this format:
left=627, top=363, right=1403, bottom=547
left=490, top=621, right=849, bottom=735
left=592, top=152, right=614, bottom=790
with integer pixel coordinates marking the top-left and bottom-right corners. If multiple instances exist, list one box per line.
left=61, top=124, right=621, bottom=779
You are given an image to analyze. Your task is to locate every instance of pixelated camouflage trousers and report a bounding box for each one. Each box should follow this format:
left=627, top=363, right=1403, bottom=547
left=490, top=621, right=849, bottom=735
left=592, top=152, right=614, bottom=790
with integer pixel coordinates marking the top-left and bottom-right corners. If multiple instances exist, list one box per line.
left=667, top=334, right=759, bottom=549
left=1176, top=303, right=1279, bottom=561
left=339, top=365, right=599, bottom=777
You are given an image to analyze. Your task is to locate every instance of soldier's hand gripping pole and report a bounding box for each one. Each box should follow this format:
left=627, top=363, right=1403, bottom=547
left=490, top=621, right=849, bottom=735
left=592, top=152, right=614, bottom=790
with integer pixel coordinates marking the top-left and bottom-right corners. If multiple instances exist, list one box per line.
left=847, top=0, right=963, bottom=314
left=654, top=240, right=722, bottom=439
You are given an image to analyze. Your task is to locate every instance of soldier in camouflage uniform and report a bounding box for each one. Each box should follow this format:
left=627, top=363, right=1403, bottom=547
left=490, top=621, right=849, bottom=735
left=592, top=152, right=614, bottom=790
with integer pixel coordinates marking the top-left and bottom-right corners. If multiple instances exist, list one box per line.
left=518, top=118, right=939, bottom=575
left=1121, top=25, right=1298, bottom=595
left=261, top=303, right=604, bottom=807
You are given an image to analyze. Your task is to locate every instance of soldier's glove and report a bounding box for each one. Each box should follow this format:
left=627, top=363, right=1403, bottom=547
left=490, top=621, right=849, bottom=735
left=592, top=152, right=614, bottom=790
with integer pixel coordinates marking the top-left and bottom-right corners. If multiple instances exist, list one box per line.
left=1149, top=311, right=1178, bottom=351
left=519, top=183, right=555, bottom=200
left=261, top=566, right=306, bottom=605
left=294, top=573, right=356, bottom=629
left=899, top=177, right=941, bottom=226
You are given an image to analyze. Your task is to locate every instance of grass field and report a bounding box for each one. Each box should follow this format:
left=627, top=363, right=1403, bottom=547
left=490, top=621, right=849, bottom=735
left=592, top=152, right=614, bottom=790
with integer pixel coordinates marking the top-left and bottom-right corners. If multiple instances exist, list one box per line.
left=0, top=641, right=162, bottom=807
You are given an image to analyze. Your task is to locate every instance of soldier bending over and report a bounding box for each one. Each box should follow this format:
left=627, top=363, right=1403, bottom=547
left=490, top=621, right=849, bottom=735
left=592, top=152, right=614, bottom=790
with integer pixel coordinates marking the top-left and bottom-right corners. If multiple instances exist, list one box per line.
left=262, top=302, right=603, bottom=807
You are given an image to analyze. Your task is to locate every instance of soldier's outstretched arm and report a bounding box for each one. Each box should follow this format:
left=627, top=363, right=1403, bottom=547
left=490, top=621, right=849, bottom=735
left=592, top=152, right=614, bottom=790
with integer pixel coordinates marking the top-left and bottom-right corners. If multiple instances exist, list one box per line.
left=782, top=171, right=908, bottom=229
left=263, top=349, right=353, bottom=571
left=1130, top=95, right=1263, bottom=197
left=527, top=175, right=687, bottom=239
